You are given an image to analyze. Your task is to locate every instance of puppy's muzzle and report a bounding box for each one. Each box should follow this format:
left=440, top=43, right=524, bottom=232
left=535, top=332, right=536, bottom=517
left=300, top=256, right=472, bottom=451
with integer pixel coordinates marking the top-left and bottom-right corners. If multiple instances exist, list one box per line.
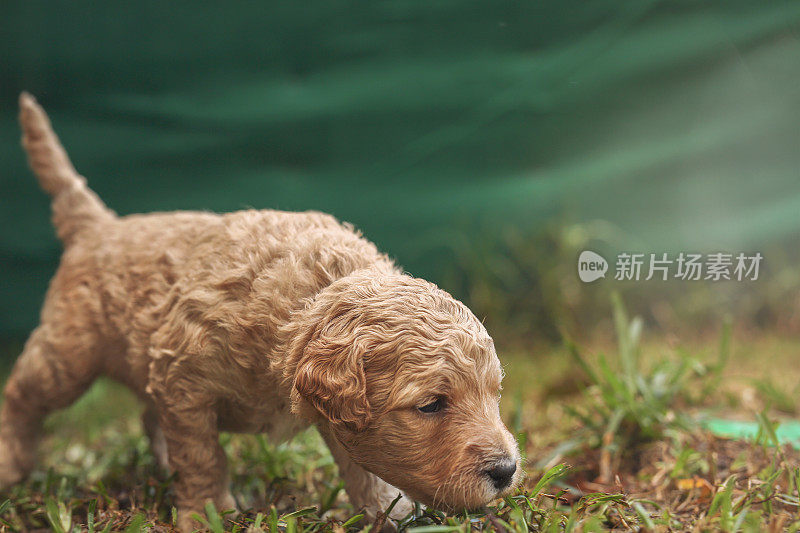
left=484, top=457, right=517, bottom=490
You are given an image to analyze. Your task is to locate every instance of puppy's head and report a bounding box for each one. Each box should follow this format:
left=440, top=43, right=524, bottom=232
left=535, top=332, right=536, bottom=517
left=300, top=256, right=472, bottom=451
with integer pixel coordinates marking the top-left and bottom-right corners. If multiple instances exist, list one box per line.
left=287, top=271, right=521, bottom=510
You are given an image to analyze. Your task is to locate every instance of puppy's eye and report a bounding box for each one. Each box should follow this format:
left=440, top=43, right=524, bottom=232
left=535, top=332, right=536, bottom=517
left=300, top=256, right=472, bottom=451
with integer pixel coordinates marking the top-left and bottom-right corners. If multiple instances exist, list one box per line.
left=418, top=398, right=445, bottom=414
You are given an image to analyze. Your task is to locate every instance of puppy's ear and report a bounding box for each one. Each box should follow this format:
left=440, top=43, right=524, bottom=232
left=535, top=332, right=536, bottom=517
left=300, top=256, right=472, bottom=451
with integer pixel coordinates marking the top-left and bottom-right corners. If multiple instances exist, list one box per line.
left=291, top=333, right=371, bottom=432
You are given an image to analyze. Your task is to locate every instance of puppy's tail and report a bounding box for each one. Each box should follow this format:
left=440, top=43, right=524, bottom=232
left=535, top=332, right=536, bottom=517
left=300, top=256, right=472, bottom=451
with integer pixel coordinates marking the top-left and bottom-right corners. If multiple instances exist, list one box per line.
left=19, top=92, right=114, bottom=245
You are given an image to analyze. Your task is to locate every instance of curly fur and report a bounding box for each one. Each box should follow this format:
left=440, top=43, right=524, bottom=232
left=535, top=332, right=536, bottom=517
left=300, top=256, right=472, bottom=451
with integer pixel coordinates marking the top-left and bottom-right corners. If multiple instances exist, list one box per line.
left=0, top=93, right=521, bottom=531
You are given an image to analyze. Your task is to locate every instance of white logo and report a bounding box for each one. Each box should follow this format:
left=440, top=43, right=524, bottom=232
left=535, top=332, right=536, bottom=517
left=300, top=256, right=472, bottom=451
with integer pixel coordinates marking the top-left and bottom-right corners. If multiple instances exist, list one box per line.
left=578, top=250, right=608, bottom=283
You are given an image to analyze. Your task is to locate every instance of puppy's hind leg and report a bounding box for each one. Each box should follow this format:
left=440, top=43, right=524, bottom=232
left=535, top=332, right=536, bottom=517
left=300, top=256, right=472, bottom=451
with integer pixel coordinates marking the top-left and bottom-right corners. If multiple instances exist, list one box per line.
left=0, top=325, right=100, bottom=488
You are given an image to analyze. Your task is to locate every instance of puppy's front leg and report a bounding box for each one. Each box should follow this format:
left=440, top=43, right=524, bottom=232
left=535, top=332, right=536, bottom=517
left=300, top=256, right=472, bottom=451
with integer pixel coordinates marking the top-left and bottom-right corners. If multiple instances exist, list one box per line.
left=155, top=386, right=235, bottom=532
left=320, top=429, right=414, bottom=530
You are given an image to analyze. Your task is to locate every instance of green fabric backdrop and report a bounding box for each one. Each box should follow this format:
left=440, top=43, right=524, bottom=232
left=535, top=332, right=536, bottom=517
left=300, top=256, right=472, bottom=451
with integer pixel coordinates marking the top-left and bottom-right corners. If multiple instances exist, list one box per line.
left=1, top=1, right=799, bottom=337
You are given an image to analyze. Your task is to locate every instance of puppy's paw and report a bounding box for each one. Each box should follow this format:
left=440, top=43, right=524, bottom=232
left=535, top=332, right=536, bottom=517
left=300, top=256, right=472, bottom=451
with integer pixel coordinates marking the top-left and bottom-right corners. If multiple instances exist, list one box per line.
left=176, top=494, right=238, bottom=532
left=0, top=465, right=24, bottom=490
left=0, top=440, right=28, bottom=489
left=176, top=509, right=201, bottom=533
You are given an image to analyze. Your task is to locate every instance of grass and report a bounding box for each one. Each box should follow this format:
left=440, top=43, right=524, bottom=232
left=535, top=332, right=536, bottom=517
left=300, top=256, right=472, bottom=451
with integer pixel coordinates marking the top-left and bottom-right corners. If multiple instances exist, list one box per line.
left=565, top=294, right=729, bottom=454
left=1, top=301, right=799, bottom=531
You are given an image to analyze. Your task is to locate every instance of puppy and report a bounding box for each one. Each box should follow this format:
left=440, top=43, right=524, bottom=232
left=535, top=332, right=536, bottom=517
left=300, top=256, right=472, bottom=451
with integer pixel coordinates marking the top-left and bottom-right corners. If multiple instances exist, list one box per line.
left=0, top=93, right=521, bottom=530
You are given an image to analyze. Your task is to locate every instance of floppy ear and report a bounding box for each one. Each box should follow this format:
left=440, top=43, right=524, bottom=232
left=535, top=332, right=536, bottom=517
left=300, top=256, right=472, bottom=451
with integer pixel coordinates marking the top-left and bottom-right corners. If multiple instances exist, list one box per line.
left=291, top=333, right=372, bottom=432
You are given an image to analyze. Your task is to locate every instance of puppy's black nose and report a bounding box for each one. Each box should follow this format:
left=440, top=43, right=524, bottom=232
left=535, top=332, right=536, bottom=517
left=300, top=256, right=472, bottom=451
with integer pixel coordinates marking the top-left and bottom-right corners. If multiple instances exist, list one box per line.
left=485, top=459, right=516, bottom=490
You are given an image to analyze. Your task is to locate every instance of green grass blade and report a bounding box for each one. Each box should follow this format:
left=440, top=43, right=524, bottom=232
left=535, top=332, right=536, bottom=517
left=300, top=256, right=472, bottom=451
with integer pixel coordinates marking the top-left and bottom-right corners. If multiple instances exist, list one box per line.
left=341, top=513, right=364, bottom=527
left=203, top=501, right=225, bottom=533
left=531, top=463, right=569, bottom=497
left=282, top=506, right=318, bottom=519
left=632, top=502, right=654, bottom=529
left=87, top=499, right=97, bottom=533
left=44, top=498, right=69, bottom=533
left=123, top=513, right=146, bottom=533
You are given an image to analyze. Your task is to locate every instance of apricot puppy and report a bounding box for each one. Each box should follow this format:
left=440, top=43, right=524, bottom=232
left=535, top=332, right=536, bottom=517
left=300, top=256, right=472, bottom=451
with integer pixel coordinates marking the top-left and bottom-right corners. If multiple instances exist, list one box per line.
left=0, top=94, right=521, bottom=530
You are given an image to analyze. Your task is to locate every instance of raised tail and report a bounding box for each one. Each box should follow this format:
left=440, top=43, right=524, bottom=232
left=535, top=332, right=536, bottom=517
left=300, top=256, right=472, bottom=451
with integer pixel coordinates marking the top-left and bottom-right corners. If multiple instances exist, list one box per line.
left=19, top=92, right=114, bottom=244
